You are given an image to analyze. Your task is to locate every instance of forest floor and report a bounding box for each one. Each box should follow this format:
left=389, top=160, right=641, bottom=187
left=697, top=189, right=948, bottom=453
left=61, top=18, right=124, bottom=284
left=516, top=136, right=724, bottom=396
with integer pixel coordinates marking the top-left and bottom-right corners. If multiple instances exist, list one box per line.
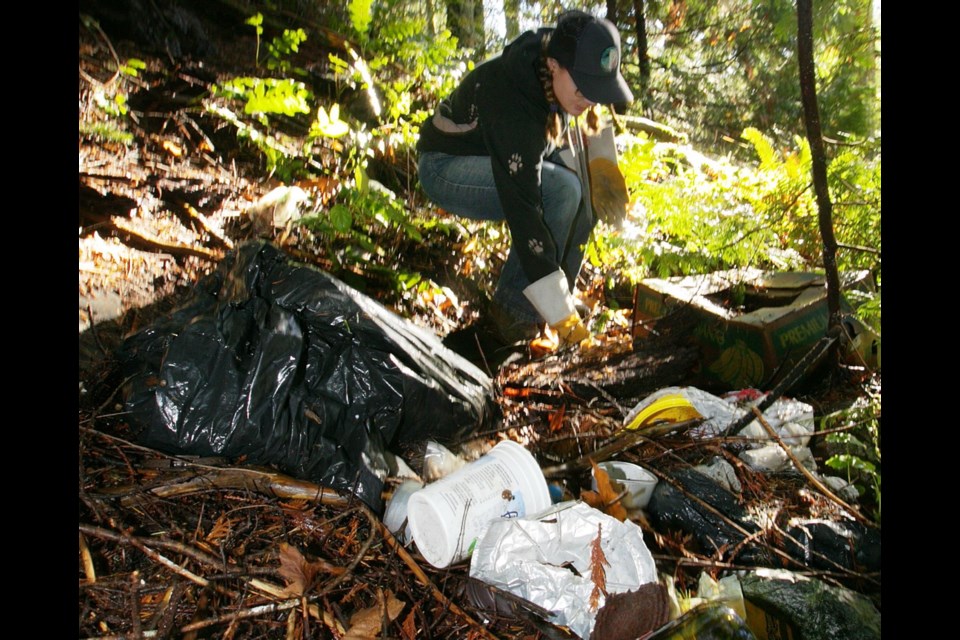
left=78, top=2, right=880, bottom=638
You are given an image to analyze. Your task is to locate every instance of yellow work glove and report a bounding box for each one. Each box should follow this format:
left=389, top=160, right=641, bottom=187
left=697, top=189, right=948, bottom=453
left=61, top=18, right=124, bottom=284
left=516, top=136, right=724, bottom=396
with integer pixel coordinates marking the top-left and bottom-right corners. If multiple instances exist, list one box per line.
left=524, top=270, right=596, bottom=348
left=551, top=312, right=591, bottom=345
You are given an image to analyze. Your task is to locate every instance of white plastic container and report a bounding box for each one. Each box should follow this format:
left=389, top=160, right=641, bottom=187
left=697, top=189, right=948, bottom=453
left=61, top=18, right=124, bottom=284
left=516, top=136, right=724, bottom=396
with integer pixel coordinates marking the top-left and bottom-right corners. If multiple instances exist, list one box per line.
left=591, top=461, right=658, bottom=511
left=383, top=479, right=424, bottom=545
left=407, top=439, right=551, bottom=568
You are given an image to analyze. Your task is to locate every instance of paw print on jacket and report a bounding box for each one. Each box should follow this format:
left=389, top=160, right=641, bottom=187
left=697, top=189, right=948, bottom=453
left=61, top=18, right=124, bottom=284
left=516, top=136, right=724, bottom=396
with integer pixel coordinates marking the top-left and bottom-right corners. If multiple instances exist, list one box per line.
left=508, top=153, right=523, bottom=175
left=528, top=237, right=544, bottom=255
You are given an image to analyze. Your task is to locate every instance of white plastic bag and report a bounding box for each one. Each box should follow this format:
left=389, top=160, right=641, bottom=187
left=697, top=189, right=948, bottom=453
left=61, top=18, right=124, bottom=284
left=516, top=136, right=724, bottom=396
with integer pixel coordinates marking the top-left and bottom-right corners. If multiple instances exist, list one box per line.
left=469, top=501, right=658, bottom=639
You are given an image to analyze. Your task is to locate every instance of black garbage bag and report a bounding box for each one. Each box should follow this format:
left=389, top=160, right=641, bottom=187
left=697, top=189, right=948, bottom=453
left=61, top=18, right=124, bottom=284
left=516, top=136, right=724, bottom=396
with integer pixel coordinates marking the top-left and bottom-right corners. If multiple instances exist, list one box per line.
left=739, top=569, right=880, bottom=640
left=783, top=518, right=881, bottom=573
left=646, top=468, right=768, bottom=565
left=118, top=241, right=498, bottom=511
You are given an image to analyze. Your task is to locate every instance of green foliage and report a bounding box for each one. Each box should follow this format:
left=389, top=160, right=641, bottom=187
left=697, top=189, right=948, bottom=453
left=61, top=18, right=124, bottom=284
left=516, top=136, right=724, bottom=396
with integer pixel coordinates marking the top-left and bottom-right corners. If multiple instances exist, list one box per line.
left=639, top=0, right=879, bottom=156
left=214, top=77, right=312, bottom=120
left=820, top=391, right=881, bottom=524
left=298, top=180, right=427, bottom=291
left=593, top=124, right=880, bottom=321
left=348, top=0, right=373, bottom=40
left=246, top=12, right=264, bottom=66
left=118, top=58, right=146, bottom=78
left=93, top=88, right=129, bottom=118
left=265, top=28, right=308, bottom=74
left=79, top=121, right=134, bottom=146
left=601, top=128, right=807, bottom=282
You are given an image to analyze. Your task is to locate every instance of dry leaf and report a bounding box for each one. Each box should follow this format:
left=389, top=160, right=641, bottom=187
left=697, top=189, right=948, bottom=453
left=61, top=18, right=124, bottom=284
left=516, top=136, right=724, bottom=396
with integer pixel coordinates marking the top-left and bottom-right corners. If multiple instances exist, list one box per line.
left=400, top=607, right=418, bottom=640
left=278, top=543, right=347, bottom=596
left=343, top=589, right=405, bottom=639
left=588, top=523, right=610, bottom=612
left=278, top=543, right=309, bottom=596
left=161, top=139, right=183, bottom=157
left=581, top=460, right=628, bottom=522
left=529, top=335, right=558, bottom=358
left=205, top=515, right=235, bottom=543
left=590, top=583, right=670, bottom=640
left=548, top=403, right=566, bottom=434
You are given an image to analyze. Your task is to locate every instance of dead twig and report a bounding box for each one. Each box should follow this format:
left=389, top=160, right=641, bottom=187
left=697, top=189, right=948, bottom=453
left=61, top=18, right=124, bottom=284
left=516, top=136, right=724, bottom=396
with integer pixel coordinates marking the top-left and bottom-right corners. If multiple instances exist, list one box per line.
left=375, top=515, right=501, bottom=640
left=182, top=203, right=234, bottom=250
left=750, top=406, right=876, bottom=529
left=79, top=531, right=97, bottom=584
left=79, top=523, right=239, bottom=599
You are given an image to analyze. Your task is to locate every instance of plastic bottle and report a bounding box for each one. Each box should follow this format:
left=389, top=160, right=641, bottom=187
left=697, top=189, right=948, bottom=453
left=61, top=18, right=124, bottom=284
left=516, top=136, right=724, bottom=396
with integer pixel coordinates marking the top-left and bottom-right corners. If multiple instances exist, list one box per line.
left=646, top=602, right=758, bottom=639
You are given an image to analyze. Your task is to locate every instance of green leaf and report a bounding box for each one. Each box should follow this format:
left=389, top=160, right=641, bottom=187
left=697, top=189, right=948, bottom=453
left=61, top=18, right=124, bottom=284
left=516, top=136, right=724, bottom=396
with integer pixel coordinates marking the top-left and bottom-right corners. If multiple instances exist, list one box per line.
left=348, top=0, right=373, bottom=37
left=742, top=127, right=778, bottom=170
left=245, top=12, right=263, bottom=31
left=314, top=104, right=350, bottom=138
left=329, top=204, right=353, bottom=233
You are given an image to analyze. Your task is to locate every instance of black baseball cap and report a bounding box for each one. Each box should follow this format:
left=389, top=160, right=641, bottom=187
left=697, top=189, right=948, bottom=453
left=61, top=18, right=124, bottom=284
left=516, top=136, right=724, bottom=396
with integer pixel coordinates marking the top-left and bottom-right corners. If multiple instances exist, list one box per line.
left=547, top=12, right=634, bottom=105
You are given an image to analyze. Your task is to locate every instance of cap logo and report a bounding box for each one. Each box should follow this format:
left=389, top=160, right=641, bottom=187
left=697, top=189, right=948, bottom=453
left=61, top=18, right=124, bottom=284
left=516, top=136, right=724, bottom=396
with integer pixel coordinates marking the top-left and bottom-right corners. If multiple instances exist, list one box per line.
left=600, top=46, right=618, bottom=73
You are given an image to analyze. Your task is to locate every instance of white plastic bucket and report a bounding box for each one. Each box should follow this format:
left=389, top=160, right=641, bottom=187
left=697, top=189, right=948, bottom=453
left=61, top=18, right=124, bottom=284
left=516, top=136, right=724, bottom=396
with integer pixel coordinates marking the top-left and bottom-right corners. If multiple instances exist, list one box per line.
left=407, top=439, right=551, bottom=568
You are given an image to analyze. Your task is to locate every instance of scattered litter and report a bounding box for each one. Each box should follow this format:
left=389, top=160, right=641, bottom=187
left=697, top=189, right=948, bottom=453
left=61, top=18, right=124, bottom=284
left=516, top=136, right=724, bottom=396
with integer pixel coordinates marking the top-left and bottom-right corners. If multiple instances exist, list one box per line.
left=469, top=500, right=658, bottom=639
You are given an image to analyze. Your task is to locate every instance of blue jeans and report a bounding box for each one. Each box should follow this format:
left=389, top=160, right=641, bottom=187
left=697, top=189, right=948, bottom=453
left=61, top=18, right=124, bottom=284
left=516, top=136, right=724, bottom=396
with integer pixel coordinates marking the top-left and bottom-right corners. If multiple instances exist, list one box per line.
left=417, top=151, right=594, bottom=326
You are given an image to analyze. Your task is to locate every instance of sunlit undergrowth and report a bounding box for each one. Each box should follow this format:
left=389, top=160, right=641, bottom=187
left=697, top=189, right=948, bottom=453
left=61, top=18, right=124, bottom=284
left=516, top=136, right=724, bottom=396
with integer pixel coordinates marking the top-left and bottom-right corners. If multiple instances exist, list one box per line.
left=590, top=126, right=881, bottom=331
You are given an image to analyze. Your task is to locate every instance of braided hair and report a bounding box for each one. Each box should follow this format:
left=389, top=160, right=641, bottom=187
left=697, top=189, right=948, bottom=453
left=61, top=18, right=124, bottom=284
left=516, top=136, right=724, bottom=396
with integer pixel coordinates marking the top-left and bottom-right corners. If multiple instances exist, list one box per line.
left=539, top=11, right=601, bottom=147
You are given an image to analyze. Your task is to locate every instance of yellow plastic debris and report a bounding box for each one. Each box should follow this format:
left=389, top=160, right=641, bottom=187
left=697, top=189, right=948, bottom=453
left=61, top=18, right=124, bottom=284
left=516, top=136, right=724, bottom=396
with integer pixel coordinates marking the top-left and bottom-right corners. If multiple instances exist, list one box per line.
left=624, top=394, right=703, bottom=431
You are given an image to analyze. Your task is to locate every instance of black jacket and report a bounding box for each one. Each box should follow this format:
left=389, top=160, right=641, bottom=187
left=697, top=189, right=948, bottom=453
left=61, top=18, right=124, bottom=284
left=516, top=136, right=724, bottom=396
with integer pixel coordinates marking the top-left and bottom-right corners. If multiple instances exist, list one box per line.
left=417, top=29, right=575, bottom=285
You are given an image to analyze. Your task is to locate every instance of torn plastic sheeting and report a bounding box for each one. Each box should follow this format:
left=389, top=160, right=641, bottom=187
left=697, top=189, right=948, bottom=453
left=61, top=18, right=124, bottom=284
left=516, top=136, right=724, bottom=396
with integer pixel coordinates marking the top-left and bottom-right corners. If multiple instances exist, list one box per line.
left=647, top=470, right=880, bottom=573
left=118, top=241, right=497, bottom=511
left=469, top=500, right=658, bottom=640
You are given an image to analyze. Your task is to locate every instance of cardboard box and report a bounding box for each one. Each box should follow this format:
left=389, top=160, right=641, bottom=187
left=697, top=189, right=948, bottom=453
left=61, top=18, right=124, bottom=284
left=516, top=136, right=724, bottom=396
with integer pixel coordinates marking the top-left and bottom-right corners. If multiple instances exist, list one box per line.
left=632, top=268, right=878, bottom=390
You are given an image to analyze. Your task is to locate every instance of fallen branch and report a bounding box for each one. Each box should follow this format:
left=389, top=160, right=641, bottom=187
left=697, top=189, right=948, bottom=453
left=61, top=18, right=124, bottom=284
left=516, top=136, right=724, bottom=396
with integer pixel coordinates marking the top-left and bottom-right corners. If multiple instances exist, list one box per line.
left=80, top=427, right=353, bottom=507
left=111, top=217, right=223, bottom=261
left=182, top=203, right=234, bottom=250
left=111, top=467, right=353, bottom=508
left=540, top=418, right=703, bottom=479
left=751, top=406, right=875, bottom=529
left=721, top=327, right=840, bottom=438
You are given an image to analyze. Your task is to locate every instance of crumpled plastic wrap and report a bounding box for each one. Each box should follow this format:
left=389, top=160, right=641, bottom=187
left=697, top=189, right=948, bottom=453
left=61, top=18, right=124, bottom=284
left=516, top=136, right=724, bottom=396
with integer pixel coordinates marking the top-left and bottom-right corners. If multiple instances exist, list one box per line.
left=469, top=501, right=658, bottom=639
left=118, top=241, right=497, bottom=511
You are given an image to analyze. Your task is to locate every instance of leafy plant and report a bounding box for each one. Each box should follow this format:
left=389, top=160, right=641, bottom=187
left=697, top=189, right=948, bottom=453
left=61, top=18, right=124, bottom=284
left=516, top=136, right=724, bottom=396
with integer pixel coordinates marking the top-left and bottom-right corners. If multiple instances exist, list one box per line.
left=265, top=28, right=308, bottom=74
left=820, top=390, right=881, bottom=523
left=348, top=0, right=373, bottom=41
left=213, top=77, right=312, bottom=121
left=246, top=13, right=264, bottom=66
left=297, top=180, right=429, bottom=291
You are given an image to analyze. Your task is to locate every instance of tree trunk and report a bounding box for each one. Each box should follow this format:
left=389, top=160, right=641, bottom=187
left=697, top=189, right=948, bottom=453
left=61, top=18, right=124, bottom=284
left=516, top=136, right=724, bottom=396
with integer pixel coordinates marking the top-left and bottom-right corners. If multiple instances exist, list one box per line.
left=503, top=0, right=520, bottom=41
left=631, top=0, right=650, bottom=111
left=796, top=0, right=842, bottom=344
left=445, top=0, right=485, bottom=55
left=606, top=0, right=619, bottom=22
